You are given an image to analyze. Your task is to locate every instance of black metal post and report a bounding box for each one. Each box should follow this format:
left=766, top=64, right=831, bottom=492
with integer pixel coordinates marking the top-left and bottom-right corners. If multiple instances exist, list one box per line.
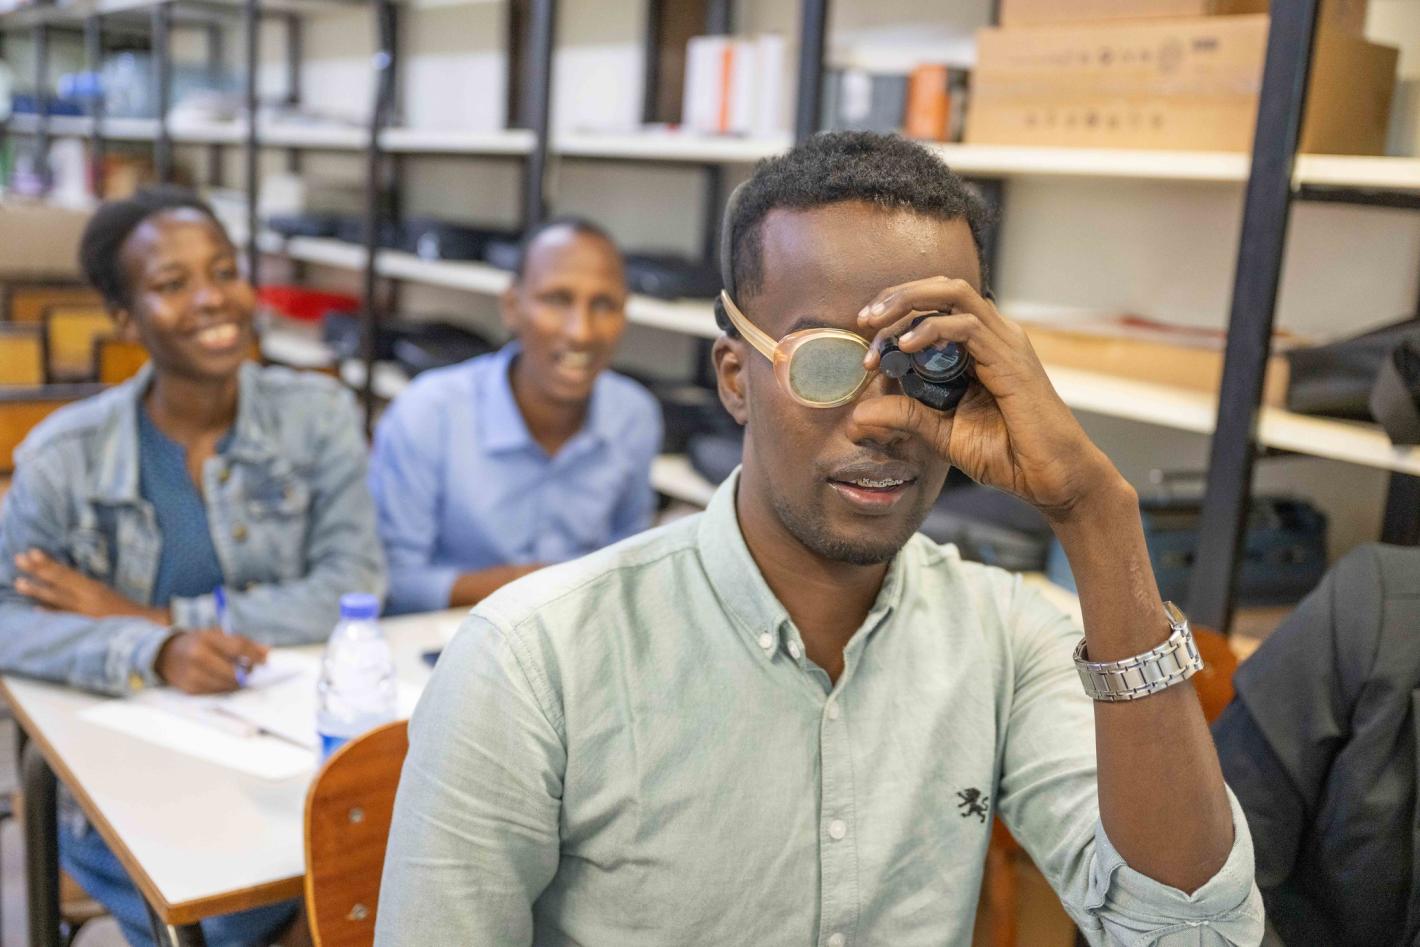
left=971, top=177, right=1005, bottom=290
left=22, top=740, right=60, bottom=947
left=521, top=0, right=556, bottom=226
left=205, top=22, right=224, bottom=187
left=1187, top=0, right=1321, bottom=631
left=86, top=15, right=106, bottom=197
left=794, top=0, right=828, bottom=143
left=639, top=0, right=662, bottom=124
left=1381, top=474, right=1420, bottom=545
left=152, top=3, right=173, bottom=183
left=360, top=0, right=399, bottom=428
left=243, top=0, right=259, bottom=286
left=284, top=13, right=302, bottom=174
left=697, top=0, right=731, bottom=265
left=34, top=22, right=50, bottom=191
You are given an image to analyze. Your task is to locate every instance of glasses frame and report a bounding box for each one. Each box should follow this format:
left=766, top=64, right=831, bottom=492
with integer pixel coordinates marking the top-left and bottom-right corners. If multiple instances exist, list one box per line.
left=718, top=290, right=873, bottom=409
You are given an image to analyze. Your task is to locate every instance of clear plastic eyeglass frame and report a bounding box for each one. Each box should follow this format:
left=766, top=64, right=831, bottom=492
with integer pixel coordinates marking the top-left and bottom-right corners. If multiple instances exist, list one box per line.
left=718, top=290, right=873, bottom=409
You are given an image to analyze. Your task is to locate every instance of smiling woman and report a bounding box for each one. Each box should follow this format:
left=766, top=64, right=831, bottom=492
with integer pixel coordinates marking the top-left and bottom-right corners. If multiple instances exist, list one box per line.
left=0, top=187, right=386, bottom=947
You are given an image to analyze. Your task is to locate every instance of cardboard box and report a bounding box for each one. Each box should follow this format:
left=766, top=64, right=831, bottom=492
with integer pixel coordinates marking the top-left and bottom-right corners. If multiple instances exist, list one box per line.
left=1021, top=318, right=1292, bottom=407
left=966, top=16, right=1398, bottom=154
left=999, top=0, right=1367, bottom=36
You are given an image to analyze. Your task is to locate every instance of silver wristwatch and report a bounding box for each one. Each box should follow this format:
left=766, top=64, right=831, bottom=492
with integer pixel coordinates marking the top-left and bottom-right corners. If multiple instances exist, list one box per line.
left=1073, top=601, right=1203, bottom=702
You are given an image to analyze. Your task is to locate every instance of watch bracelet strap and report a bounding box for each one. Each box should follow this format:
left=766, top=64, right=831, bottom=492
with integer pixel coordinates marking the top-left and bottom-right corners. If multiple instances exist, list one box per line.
left=1073, top=605, right=1203, bottom=702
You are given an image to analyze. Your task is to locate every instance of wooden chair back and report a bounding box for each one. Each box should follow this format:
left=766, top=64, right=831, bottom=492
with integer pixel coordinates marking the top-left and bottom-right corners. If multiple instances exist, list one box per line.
left=304, top=720, right=409, bottom=947
left=43, top=307, right=114, bottom=382
left=95, top=337, right=149, bottom=384
left=1190, top=625, right=1239, bottom=724
left=5, top=284, right=102, bottom=324
left=0, top=325, right=45, bottom=387
left=0, top=385, right=106, bottom=474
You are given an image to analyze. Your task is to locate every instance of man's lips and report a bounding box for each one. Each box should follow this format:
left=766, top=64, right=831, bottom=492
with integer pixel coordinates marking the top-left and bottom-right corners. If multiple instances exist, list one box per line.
left=826, top=464, right=920, bottom=512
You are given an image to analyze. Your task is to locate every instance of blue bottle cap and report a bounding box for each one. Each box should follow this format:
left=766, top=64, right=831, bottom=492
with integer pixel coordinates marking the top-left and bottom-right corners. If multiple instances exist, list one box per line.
left=339, top=593, right=381, bottom=621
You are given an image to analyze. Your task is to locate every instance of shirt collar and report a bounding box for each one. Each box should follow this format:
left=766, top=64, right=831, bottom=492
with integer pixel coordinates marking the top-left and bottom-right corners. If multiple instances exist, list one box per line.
left=94, top=360, right=268, bottom=503
left=477, top=341, right=614, bottom=457
left=696, top=467, right=907, bottom=662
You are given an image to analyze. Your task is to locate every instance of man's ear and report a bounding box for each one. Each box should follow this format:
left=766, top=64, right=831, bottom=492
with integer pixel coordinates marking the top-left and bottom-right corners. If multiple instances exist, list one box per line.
left=498, top=285, right=521, bottom=337
left=711, top=335, right=749, bottom=426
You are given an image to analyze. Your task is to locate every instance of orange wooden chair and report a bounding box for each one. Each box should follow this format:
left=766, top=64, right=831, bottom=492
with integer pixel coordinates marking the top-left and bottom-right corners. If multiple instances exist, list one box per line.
left=0, top=325, right=45, bottom=387
left=980, top=625, right=1238, bottom=947
left=304, top=720, right=409, bottom=947
left=94, top=336, right=149, bottom=384
left=42, top=307, right=115, bottom=383
left=5, top=284, right=103, bottom=324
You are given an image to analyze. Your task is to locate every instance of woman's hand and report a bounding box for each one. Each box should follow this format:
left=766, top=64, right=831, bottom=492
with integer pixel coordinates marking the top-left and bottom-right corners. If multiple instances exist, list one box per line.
left=13, top=549, right=171, bottom=625
left=156, top=628, right=269, bottom=694
left=854, top=276, right=1126, bottom=522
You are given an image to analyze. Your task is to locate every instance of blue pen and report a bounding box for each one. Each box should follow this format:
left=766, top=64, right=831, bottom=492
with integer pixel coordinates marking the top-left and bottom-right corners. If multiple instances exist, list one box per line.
left=213, top=585, right=248, bottom=687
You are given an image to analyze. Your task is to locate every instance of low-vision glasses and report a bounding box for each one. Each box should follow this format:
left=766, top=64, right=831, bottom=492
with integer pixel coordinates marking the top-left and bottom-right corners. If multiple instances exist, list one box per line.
left=718, top=290, right=973, bottom=410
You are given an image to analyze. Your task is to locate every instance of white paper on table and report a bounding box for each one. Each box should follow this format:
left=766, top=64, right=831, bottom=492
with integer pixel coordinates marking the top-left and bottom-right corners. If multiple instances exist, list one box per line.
left=204, top=654, right=419, bottom=751
left=77, top=701, right=315, bottom=781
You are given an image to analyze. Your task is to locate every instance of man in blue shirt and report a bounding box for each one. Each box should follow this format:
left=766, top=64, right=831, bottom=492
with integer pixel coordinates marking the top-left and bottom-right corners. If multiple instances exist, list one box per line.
left=369, top=217, right=662, bottom=614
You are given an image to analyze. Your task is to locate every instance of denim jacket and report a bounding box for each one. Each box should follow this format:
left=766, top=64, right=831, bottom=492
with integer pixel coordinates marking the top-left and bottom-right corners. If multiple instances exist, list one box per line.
left=0, top=362, right=387, bottom=695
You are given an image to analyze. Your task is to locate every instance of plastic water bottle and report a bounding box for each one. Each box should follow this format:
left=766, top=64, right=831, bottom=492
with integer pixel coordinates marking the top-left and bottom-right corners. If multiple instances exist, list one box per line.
left=316, top=593, right=396, bottom=761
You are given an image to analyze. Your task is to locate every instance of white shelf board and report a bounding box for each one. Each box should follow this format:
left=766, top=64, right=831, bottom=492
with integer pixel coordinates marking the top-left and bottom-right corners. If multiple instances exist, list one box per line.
left=651, top=454, right=718, bottom=507
left=383, top=127, right=534, bottom=155
left=554, top=131, right=790, bottom=164
left=933, top=144, right=1251, bottom=184
left=1294, top=154, right=1420, bottom=194
left=104, top=118, right=161, bottom=141
left=253, top=243, right=1417, bottom=476
left=266, top=235, right=716, bottom=336
left=1048, top=364, right=1420, bottom=476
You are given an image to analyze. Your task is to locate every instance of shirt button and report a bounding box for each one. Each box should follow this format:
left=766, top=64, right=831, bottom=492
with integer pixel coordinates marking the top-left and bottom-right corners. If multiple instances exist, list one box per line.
left=232, top=524, right=248, bottom=543
left=757, top=633, right=774, bottom=651
left=827, top=819, right=847, bottom=841
left=826, top=701, right=840, bottom=721
left=787, top=641, right=801, bottom=660
left=827, top=934, right=846, bottom=947
left=217, top=467, right=231, bottom=484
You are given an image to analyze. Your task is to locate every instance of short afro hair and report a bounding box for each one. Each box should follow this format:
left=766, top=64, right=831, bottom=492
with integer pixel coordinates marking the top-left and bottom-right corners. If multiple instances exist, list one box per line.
left=513, top=215, right=619, bottom=282
left=78, top=186, right=225, bottom=309
left=717, top=132, right=995, bottom=333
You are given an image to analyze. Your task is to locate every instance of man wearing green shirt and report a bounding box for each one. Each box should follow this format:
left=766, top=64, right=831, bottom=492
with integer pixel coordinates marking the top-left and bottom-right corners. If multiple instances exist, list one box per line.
left=377, top=132, right=1262, bottom=946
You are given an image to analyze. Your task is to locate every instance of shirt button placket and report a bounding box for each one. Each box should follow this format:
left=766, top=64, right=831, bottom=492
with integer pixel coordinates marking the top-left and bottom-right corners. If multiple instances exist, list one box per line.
left=819, top=690, right=858, bottom=946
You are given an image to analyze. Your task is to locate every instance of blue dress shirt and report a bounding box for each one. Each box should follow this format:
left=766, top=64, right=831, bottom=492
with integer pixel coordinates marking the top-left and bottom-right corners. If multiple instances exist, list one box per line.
left=369, top=343, right=662, bottom=615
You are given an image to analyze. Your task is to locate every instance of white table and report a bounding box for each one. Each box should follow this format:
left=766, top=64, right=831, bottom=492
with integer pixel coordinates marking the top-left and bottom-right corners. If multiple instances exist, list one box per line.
left=1, top=609, right=469, bottom=947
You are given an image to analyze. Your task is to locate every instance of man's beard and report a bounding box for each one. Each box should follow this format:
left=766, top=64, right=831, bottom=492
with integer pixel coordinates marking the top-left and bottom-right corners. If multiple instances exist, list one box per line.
left=769, top=483, right=933, bottom=566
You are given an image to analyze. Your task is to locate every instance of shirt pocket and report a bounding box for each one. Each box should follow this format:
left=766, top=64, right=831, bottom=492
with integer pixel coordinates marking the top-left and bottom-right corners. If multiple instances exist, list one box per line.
left=236, top=470, right=312, bottom=580
left=67, top=528, right=112, bottom=583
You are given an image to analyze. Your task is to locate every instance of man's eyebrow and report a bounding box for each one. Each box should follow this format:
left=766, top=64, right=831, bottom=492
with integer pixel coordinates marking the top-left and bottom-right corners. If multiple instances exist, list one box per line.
left=785, top=315, right=837, bottom=334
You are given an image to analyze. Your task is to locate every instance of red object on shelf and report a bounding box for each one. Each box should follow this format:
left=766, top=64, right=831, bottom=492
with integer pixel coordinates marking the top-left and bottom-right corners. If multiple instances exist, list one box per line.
left=258, top=286, right=359, bottom=322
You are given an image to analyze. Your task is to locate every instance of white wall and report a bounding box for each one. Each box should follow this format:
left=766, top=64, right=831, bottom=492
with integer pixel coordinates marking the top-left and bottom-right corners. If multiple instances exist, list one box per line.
left=235, top=0, right=1418, bottom=557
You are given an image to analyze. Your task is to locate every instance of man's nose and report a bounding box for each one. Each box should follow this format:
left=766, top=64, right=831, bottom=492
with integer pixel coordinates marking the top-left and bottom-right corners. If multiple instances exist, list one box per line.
left=562, top=304, right=596, bottom=346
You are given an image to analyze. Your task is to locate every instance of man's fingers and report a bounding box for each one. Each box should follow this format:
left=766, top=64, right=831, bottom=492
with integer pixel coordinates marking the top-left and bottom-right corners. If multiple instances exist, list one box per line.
left=856, top=277, right=1003, bottom=335
left=15, top=549, right=70, bottom=584
left=852, top=394, right=954, bottom=451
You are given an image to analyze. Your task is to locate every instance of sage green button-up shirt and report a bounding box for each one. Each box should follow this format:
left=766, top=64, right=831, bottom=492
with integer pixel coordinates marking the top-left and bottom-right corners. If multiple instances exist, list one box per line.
left=378, top=472, right=1262, bottom=947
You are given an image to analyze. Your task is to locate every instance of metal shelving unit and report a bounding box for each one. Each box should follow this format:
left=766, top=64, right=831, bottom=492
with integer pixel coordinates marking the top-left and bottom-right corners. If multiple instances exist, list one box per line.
left=3, top=0, right=1417, bottom=632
